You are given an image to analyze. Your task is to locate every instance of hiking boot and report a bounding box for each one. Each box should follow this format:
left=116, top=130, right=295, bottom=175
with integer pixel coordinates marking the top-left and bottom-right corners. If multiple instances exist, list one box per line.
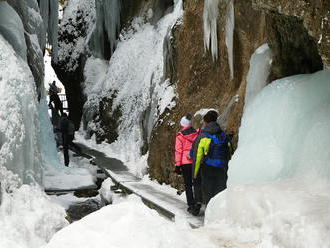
left=187, top=205, right=194, bottom=213
left=191, top=203, right=201, bottom=216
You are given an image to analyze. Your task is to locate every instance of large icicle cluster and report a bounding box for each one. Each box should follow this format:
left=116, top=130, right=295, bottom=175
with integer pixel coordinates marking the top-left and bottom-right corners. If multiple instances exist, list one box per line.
left=203, top=0, right=220, bottom=60
left=90, top=0, right=121, bottom=59
left=40, top=0, right=59, bottom=61
left=203, top=0, right=235, bottom=71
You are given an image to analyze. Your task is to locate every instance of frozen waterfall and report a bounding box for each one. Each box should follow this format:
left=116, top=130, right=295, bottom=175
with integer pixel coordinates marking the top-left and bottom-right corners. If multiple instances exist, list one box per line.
left=84, top=1, right=183, bottom=177
left=229, top=69, right=330, bottom=185
left=90, top=0, right=121, bottom=59
left=0, top=35, right=43, bottom=184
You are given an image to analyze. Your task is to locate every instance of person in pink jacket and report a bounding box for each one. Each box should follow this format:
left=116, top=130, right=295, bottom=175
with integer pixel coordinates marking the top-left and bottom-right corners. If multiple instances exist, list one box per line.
left=175, top=114, right=199, bottom=213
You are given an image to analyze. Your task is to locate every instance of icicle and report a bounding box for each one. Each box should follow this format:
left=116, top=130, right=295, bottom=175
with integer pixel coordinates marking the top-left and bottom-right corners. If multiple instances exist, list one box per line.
left=48, top=0, right=59, bottom=62
left=103, top=0, right=121, bottom=54
left=225, top=0, right=234, bottom=79
left=203, top=0, right=220, bottom=61
left=40, top=0, right=50, bottom=35
left=244, top=43, right=272, bottom=108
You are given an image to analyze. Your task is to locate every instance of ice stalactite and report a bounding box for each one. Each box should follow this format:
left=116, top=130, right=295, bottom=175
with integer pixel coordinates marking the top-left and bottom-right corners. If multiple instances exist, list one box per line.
left=244, top=43, right=272, bottom=108
left=40, top=0, right=59, bottom=61
left=90, top=0, right=121, bottom=59
left=225, top=0, right=234, bottom=79
left=203, top=0, right=220, bottom=61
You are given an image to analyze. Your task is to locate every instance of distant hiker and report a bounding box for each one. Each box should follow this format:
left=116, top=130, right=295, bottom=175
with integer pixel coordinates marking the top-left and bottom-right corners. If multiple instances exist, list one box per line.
left=49, top=81, right=63, bottom=115
left=60, top=113, right=82, bottom=166
left=193, top=110, right=232, bottom=205
left=60, top=113, right=70, bottom=166
left=174, top=114, right=199, bottom=214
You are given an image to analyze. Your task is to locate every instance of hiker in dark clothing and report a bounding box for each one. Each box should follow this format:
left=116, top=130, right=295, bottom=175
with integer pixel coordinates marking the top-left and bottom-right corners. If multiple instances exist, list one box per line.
left=60, top=113, right=70, bottom=166
left=174, top=114, right=200, bottom=214
left=192, top=110, right=232, bottom=205
left=60, top=113, right=82, bottom=166
left=49, top=81, right=63, bottom=115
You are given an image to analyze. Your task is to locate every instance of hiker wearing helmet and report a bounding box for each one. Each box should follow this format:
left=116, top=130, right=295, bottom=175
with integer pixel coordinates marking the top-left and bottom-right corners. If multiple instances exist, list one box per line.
left=174, top=114, right=199, bottom=214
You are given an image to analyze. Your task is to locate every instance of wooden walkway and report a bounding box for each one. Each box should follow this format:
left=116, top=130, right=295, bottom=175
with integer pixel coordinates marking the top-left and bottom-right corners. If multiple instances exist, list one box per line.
left=78, top=143, right=204, bottom=228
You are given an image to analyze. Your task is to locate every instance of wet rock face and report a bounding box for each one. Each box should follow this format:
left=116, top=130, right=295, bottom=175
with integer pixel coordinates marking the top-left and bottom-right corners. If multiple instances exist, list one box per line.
left=266, top=13, right=324, bottom=81
left=148, top=0, right=267, bottom=187
left=148, top=0, right=328, bottom=188
left=83, top=95, right=121, bottom=144
left=253, top=0, right=330, bottom=68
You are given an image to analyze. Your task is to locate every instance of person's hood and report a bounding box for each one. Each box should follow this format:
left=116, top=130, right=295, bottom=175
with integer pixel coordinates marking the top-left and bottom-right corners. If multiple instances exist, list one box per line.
left=178, top=127, right=198, bottom=142
left=203, top=122, right=222, bottom=134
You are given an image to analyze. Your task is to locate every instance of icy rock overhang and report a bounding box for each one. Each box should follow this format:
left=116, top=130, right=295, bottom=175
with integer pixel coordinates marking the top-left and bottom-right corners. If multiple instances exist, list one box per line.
left=252, top=0, right=330, bottom=68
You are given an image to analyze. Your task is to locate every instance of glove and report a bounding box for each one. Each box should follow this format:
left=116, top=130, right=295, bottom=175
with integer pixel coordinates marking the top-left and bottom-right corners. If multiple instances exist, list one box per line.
left=174, top=166, right=182, bottom=175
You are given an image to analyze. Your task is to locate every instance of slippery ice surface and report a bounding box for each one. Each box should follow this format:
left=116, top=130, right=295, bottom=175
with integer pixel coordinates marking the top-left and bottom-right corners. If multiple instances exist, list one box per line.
left=84, top=1, right=183, bottom=177
left=204, top=69, right=330, bottom=247
left=244, top=43, right=272, bottom=108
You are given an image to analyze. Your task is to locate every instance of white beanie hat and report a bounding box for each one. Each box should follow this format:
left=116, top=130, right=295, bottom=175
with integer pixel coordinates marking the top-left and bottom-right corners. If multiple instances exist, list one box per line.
left=180, top=115, right=192, bottom=127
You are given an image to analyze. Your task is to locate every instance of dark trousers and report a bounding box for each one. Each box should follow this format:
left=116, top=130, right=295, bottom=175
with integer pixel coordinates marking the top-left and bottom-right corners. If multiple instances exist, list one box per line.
left=62, top=134, right=69, bottom=166
left=193, top=172, right=203, bottom=204
left=201, top=165, right=228, bottom=205
left=181, top=164, right=195, bottom=207
left=50, top=94, right=63, bottom=115
left=68, top=135, right=82, bottom=154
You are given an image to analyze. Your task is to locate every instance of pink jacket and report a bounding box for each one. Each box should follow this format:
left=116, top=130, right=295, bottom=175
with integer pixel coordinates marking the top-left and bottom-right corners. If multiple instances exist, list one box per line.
left=175, top=127, right=199, bottom=166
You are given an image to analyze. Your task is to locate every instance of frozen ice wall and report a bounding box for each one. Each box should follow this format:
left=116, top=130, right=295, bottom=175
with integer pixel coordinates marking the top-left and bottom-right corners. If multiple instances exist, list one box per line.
left=0, top=35, right=42, bottom=184
left=90, top=0, right=121, bottom=59
left=229, top=69, right=330, bottom=185
left=204, top=69, right=330, bottom=247
left=244, top=43, right=272, bottom=108
left=0, top=2, right=27, bottom=61
left=84, top=1, right=183, bottom=176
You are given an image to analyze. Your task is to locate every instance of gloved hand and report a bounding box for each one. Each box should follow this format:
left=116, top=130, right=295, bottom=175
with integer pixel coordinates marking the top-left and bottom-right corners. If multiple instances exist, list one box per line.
left=174, top=166, right=182, bottom=175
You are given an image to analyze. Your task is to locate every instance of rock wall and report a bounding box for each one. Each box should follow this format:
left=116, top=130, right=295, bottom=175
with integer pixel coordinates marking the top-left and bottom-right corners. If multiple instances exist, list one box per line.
left=148, top=0, right=328, bottom=188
